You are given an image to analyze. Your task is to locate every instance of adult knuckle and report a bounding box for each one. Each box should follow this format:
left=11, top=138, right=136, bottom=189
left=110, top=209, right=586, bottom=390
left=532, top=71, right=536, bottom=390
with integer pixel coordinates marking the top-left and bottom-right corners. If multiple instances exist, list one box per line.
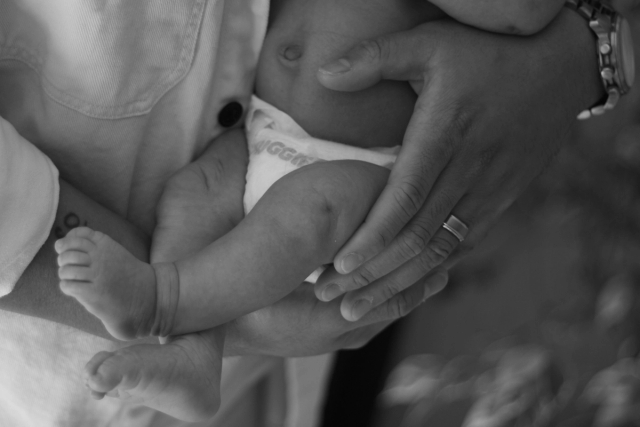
left=476, top=146, right=500, bottom=172
left=432, top=190, right=457, bottom=217
left=444, top=102, right=477, bottom=149
left=397, top=224, right=431, bottom=259
left=431, top=236, right=456, bottom=258
left=351, top=267, right=377, bottom=290
left=372, top=222, right=394, bottom=250
left=393, top=179, right=428, bottom=218
left=380, top=278, right=406, bottom=303
left=358, top=38, right=387, bottom=64
left=387, top=292, right=415, bottom=319
left=418, top=236, right=455, bottom=269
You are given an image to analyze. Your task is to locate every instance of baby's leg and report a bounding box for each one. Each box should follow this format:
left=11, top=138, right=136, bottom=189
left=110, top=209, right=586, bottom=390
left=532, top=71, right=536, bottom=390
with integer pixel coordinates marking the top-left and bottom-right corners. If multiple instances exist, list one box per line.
left=55, top=130, right=248, bottom=341
left=60, top=132, right=248, bottom=421
left=151, top=128, right=247, bottom=263
left=169, top=159, right=391, bottom=333
left=58, top=159, right=390, bottom=338
left=85, top=327, right=224, bottom=422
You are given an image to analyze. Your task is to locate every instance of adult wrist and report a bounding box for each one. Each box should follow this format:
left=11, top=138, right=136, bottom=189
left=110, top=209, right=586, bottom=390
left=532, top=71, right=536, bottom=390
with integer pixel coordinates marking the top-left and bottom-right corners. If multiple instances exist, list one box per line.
left=564, top=0, right=636, bottom=118
left=559, top=7, right=609, bottom=115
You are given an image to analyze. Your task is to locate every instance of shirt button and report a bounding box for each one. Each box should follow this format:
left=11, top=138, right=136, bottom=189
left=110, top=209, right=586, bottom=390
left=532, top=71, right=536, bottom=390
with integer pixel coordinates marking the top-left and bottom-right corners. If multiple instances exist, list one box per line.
left=218, top=101, right=244, bottom=128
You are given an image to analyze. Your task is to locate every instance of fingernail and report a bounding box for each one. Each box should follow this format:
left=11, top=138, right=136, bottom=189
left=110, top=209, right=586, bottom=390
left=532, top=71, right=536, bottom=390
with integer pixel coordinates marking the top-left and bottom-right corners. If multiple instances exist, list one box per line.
left=340, top=253, right=363, bottom=274
left=321, top=284, right=343, bottom=302
left=423, top=273, right=448, bottom=301
left=350, top=297, right=373, bottom=321
left=320, top=58, right=351, bottom=75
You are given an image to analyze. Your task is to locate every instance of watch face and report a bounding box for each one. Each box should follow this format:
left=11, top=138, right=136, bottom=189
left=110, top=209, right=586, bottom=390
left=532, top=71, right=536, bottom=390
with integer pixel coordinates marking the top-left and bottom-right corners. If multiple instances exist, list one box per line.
left=615, top=16, right=636, bottom=90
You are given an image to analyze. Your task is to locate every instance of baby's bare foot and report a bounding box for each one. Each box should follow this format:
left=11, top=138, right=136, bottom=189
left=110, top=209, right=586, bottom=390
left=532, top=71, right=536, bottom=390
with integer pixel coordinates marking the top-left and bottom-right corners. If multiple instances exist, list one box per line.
left=85, top=330, right=223, bottom=422
left=55, top=227, right=158, bottom=341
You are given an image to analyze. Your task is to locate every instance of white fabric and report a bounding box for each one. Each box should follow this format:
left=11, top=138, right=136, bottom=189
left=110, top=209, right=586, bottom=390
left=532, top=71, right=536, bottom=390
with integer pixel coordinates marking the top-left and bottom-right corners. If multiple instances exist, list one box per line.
left=284, top=354, right=336, bottom=427
left=0, top=1, right=290, bottom=426
left=0, top=2, right=396, bottom=425
left=0, top=119, right=58, bottom=297
left=244, top=95, right=400, bottom=283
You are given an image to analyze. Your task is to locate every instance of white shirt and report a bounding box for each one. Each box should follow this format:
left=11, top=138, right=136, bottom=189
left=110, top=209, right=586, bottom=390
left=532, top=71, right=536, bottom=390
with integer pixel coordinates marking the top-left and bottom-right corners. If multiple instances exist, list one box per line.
left=0, top=1, right=331, bottom=426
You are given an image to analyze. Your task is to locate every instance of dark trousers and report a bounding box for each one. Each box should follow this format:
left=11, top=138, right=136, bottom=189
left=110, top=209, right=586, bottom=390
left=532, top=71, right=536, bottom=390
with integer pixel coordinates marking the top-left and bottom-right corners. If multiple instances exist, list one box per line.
left=320, top=321, right=401, bottom=427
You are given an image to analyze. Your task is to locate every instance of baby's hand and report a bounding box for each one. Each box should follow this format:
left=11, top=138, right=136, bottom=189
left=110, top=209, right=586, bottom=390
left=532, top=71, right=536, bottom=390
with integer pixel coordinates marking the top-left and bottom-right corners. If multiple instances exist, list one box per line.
left=151, top=129, right=248, bottom=263
left=430, top=0, right=565, bottom=35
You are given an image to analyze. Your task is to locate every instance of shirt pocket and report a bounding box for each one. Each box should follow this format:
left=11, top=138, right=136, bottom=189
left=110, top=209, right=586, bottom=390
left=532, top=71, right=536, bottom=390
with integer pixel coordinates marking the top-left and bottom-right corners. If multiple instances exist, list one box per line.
left=0, top=0, right=207, bottom=119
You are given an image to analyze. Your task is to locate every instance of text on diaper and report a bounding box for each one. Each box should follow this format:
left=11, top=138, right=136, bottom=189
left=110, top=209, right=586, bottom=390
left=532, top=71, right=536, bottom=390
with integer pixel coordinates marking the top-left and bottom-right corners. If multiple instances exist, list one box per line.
left=251, top=140, right=325, bottom=167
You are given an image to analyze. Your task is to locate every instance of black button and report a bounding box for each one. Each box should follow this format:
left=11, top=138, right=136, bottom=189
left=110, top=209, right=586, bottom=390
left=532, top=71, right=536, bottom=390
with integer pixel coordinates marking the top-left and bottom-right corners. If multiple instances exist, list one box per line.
left=218, top=101, right=244, bottom=128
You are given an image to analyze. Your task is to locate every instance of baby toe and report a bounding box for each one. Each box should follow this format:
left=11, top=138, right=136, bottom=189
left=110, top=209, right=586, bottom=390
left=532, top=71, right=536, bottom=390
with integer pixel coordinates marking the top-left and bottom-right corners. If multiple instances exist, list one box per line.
left=85, top=352, right=124, bottom=393
left=55, top=235, right=96, bottom=254
left=57, top=250, right=91, bottom=267
left=69, top=226, right=108, bottom=245
left=59, top=265, right=93, bottom=282
left=66, top=226, right=96, bottom=239
left=85, top=351, right=114, bottom=376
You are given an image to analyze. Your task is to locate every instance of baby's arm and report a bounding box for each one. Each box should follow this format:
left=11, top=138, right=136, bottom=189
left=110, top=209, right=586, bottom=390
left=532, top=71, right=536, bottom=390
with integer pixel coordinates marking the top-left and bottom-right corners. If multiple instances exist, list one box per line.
left=430, top=0, right=565, bottom=35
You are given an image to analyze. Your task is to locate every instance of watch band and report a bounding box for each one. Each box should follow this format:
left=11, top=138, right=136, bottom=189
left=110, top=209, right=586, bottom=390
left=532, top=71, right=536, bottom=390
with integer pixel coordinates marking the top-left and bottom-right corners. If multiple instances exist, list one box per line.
left=565, top=0, right=615, bottom=21
left=565, top=0, right=632, bottom=119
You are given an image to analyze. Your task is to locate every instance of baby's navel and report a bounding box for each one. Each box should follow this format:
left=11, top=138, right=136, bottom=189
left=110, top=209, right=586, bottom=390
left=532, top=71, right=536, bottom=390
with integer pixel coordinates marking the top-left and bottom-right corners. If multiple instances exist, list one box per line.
left=279, top=44, right=303, bottom=62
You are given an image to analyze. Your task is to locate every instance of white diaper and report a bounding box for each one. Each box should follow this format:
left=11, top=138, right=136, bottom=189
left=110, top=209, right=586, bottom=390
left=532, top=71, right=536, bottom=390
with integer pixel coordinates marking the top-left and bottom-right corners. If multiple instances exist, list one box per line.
left=244, top=95, right=399, bottom=283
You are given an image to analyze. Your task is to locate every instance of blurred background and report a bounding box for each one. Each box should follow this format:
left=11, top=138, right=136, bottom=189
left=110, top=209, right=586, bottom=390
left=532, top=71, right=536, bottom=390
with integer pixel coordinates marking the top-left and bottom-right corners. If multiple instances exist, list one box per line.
left=322, top=8, right=640, bottom=427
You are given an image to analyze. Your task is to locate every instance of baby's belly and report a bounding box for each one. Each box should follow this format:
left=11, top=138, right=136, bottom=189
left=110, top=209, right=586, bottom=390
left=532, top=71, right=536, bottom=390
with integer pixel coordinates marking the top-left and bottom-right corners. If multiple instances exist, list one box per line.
left=256, top=0, right=446, bottom=149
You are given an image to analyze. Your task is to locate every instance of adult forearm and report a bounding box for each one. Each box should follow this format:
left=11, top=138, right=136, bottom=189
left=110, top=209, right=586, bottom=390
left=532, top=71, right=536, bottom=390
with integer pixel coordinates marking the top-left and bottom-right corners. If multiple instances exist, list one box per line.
left=0, top=180, right=150, bottom=340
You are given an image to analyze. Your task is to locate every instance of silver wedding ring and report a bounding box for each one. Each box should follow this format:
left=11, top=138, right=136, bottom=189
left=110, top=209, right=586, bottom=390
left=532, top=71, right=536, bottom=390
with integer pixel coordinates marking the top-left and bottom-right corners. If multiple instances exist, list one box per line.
left=442, top=214, right=468, bottom=242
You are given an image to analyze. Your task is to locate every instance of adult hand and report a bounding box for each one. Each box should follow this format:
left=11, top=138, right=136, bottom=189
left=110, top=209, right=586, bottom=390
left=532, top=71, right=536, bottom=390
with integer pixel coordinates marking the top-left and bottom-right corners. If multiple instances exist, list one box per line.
left=313, top=9, right=604, bottom=322
left=224, top=266, right=448, bottom=357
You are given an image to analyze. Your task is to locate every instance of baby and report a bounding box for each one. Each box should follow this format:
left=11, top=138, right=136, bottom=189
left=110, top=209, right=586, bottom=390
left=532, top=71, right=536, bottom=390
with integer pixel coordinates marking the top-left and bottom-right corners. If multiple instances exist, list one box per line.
left=55, top=0, right=565, bottom=421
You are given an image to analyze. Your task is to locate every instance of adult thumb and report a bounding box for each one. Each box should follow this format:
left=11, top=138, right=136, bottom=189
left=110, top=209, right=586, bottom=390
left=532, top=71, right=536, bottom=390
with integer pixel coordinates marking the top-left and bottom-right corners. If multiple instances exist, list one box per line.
left=317, top=27, right=429, bottom=92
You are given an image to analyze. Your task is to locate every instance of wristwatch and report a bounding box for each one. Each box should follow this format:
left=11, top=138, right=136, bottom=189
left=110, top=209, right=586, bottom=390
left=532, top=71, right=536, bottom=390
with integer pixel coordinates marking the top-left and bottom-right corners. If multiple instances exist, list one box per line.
left=565, top=0, right=636, bottom=119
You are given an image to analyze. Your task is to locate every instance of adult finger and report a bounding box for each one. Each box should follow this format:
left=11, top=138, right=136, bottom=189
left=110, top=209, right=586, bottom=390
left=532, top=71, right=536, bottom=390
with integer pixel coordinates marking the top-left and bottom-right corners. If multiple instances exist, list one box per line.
left=328, top=83, right=470, bottom=281
left=315, top=266, right=448, bottom=329
left=340, top=228, right=456, bottom=321
left=333, top=269, right=447, bottom=348
left=338, top=190, right=502, bottom=322
left=353, top=267, right=449, bottom=325
left=314, top=145, right=466, bottom=300
left=317, top=24, right=437, bottom=92
left=333, top=158, right=523, bottom=319
left=443, top=172, right=527, bottom=268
